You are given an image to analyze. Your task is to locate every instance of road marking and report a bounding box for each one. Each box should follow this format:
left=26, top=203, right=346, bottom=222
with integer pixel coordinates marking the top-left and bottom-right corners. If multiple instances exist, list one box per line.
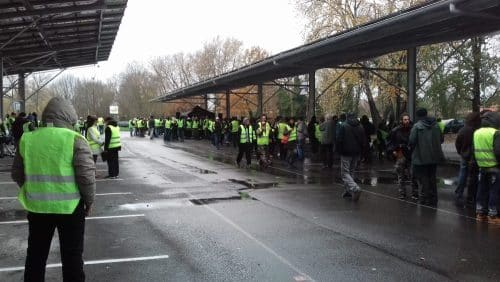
left=0, top=193, right=133, bottom=201
left=96, top=192, right=133, bottom=196
left=0, top=255, right=169, bottom=272
left=96, top=178, right=124, bottom=182
left=0, top=214, right=145, bottom=225
left=0, top=181, right=15, bottom=185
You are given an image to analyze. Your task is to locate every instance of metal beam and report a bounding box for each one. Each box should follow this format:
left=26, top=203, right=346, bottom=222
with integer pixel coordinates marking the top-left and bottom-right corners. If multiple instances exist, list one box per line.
left=25, top=69, right=65, bottom=101
left=316, top=68, right=350, bottom=100
left=0, top=1, right=107, bottom=21
left=331, top=65, right=407, bottom=72
left=407, top=48, right=417, bottom=121
left=225, top=90, right=230, bottom=119
left=257, top=84, right=263, bottom=115
left=307, top=71, right=316, bottom=121
left=0, top=58, right=3, bottom=117
left=95, top=10, right=104, bottom=63
left=18, top=72, right=25, bottom=112
left=0, top=42, right=97, bottom=58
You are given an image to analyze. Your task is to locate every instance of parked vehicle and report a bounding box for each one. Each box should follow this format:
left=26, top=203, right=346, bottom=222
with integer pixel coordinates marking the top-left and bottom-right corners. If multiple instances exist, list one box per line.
left=444, top=119, right=464, bottom=134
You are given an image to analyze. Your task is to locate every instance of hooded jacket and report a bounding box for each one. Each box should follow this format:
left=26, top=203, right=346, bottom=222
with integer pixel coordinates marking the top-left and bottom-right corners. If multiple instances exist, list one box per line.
left=11, top=97, right=96, bottom=207
left=336, top=116, right=367, bottom=156
left=455, top=113, right=481, bottom=161
left=474, top=111, right=500, bottom=165
left=409, top=116, right=444, bottom=165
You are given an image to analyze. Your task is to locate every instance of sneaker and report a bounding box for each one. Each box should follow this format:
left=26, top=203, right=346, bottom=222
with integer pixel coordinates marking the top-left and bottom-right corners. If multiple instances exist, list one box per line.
left=487, top=216, right=500, bottom=225
left=476, top=213, right=488, bottom=222
left=342, top=191, right=352, bottom=198
left=352, top=190, right=361, bottom=202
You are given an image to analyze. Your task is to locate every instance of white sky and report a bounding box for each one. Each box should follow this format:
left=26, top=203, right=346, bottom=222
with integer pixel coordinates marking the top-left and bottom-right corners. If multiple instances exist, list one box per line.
left=66, top=0, right=305, bottom=80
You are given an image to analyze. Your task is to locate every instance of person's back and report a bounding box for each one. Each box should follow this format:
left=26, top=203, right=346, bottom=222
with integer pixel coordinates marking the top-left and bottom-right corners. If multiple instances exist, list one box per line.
left=11, top=97, right=95, bottom=281
left=410, top=116, right=444, bottom=165
left=337, top=116, right=366, bottom=156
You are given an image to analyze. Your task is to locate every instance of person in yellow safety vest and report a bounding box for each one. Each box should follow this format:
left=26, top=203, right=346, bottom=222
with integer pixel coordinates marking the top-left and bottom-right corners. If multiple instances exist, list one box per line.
left=97, top=117, right=104, bottom=134
left=284, top=117, right=298, bottom=168
left=473, top=111, right=500, bottom=224
left=154, top=117, right=161, bottom=137
left=164, top=117, right=173, bottom=142
left=192, top=117, right=200, bottom=140
left=278, top=117, right=288, bottom=160
left=236, top=117, right=256, bottom=168
left=177, top=116, right=185, bottom=142
left=256, top=114, right=272, bottom=168
left=86, top=115, right=103, bottom=163
left=437, top=118, right=445, bottom=134
left=128, top=118, right=135, bottom=137
left=11, top=97, right=96, bottom=282
left=104, top=117, right=122, bottom=178
left=230, top=117, right=240, bottom=148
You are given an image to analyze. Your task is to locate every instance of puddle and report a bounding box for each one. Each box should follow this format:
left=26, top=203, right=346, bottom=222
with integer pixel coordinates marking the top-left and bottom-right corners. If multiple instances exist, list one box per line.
left=189, top=193, right=257, bottom=205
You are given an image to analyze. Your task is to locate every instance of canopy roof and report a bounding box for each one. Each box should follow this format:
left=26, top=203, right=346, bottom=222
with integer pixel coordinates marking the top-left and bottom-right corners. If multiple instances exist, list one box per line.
left=153, top=0, right=500, bottom=102
left=0, top=0, right=127, bottom=75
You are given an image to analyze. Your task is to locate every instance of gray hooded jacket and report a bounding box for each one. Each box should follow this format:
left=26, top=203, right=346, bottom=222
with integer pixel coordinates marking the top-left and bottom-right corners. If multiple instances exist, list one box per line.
left=11, top=97, right=96, bottom=207
left=409, top=117, right=444, bottom=165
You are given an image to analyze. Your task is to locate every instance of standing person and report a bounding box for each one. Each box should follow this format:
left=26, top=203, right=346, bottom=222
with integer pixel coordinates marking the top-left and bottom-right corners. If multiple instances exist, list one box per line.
left=11, top=97, right=95, bottom=282
left=409, top=108, right=444, bottom=206
left=236, top=117, right=255, bottom=168
left=308, top=116, right=319, bottom=154
left=230, top=117, right=239, bottom=147
left=320, top=115, right=335, bottom=169
left=164, top=117, right=172, bottom=142
left=85, top=115, right=103, bottom=163
left=104, top=117, right=122, bottom=178
left=454, top=112, right=481, bottom=207
left=128, top=118, right=135, bottom=137
left=296, top=117, right=307, bottom=161
left=11, top=112, right=33, bottom=146
left=213, top=117, right=222, bottom=150
left=148, top=115, right=155, bottom=139
left=389, top=113, right=418, bottom=200
left=285, top=117, right=298, bottom=168
left=473, top=112, right=500, bottom=224
left=360, top=115, right=375, bottom=163
left=256, top=114, right=272, bottom=168
left=278, top=117, right=288, bottom=160
left=336, top=113, right=366, bottom=201
left=177, top=116, right=185, bottom=142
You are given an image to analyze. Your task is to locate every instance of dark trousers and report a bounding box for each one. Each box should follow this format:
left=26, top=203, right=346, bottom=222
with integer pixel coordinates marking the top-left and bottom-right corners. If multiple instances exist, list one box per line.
left=25, top=201, right=85, bottom=282
left=237, top=143, right=252, bottom=165
left=413, top=164, right=438, bottom=205
left=321, top=144, right=333, bottom=168
left=106, top=150, right=119, bottom=177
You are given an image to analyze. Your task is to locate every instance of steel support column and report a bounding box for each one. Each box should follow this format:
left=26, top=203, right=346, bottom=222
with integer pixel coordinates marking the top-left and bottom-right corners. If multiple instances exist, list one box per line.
left=257, top=84, right=263, bottom=116
left=407, top=48, right=416, bottom=121
left=0, top=58, right=3, bottom=117
left=307, top=71, right=316, bottom=121
left=225, top=90, right=230, bottom=118
left=18, top=72, right=25, bottom=113
left=204, top=94, right=208, bottom=110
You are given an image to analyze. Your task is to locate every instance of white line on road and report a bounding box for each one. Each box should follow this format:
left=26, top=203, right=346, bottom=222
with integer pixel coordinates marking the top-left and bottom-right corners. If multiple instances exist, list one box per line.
left=0, top=255, right=169, bottom=272
left=0, top=193, right=133, bottom=201
left=0, top=214, right=145, bottom=225
left=0, top=181, right=15, bottom=185
left=96, top=178, right=124, bottom=182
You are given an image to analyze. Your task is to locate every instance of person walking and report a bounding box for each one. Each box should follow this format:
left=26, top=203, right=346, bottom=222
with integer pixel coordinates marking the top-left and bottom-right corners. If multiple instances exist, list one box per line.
left=473, top=111, right=500, bottom=224
left=336, top=113, right=366, bottom=201
left=409, top=108, right=444, bottom=206
left=85, top=115, right=103, bottom=163
left=389, top=113, right=418, bottom=200
left=320, top=114, right=335, bottom=169
left=454, top=112, right=481, bottom=207
left=256, top=114, right=272, bottom=168
left=236, top=117, right=255, bottom=168
left=11, top=97, right=95, bottom=282
left=104, top=117, right=122, bottom=178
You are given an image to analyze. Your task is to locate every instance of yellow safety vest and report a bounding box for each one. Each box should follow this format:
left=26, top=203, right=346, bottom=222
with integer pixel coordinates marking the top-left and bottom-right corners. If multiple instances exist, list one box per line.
left=18, top=127, right=82, bottom=214
left=474, top=127, right=498, bottom=168
left=108, top=125, right=122, bottom=149
left=240, top=125, right=255, bottom=144
left=257, top=122, right=271, bottom=146
left=86, top=126, right=101, bottom=151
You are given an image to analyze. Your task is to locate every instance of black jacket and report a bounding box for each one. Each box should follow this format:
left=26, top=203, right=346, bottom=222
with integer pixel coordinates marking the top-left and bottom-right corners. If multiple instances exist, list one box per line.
left=389, top=124, right=412, bottom=159
left=336, top=117, right=367, bottom=156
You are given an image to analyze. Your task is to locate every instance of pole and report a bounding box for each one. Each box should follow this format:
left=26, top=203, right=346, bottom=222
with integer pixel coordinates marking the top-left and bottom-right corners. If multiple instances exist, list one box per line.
left=0, top=58, right=3, bottom=118
left=19, top=72, right=25, bottom=113
left=257, top=84, right=263, bottom=116
left=308, top=71, right=316, bottom=121
left=407, top=48, right=417, bottom=121
left=225, top=90, right=230, bottom=119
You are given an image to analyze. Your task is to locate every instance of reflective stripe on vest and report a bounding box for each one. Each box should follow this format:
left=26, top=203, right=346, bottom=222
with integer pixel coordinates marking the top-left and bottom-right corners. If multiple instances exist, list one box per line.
left=257, top=122, right=270, bottom=146
left=18, top=127, right=81, bottom=214
left=474, top=127, right=498, bottom=168
left=240, top=125, right=255, bottom=144
left=86, top=126, right=101, bottom=150
left=108, top=125, right=122, bottom=149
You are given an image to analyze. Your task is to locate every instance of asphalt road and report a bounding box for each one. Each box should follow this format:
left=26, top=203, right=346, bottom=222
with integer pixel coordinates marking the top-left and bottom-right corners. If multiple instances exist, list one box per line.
left=0, top=133, right=499, bottom=281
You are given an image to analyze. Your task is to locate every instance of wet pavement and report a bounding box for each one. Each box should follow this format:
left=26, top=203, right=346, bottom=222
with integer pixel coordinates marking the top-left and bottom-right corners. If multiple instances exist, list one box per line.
left=0, top=133, right=499, bottom=281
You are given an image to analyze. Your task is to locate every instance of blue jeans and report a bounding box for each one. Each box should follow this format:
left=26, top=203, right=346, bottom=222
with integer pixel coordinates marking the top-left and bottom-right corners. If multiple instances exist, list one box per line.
left=454, top=158, right=468, bottom=200
left=476, top=168, right=500, bottom=216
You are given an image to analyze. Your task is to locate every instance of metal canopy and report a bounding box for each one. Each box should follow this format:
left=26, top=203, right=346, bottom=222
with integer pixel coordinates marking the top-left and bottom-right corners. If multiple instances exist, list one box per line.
left=0, top=0, right=127, bottom=75
left=153, top=0, right=500, bottom=102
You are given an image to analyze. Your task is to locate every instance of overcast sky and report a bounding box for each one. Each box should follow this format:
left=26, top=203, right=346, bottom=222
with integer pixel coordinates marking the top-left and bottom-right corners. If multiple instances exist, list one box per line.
left=67, top=0, right=305, bottom=80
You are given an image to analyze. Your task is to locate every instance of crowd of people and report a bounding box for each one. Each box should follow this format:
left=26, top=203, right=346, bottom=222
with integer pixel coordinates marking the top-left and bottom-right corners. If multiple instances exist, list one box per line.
left=128, top=108, right=500, bottom=223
